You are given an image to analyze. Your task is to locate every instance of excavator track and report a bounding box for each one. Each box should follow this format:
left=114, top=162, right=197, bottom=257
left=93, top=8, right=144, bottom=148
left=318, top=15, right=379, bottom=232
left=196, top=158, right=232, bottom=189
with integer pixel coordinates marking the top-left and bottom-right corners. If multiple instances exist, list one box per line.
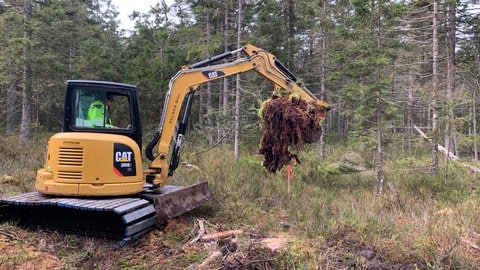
left=0, top=192, right=157, bottom=246
left=0, top=182, right=212, bottom=247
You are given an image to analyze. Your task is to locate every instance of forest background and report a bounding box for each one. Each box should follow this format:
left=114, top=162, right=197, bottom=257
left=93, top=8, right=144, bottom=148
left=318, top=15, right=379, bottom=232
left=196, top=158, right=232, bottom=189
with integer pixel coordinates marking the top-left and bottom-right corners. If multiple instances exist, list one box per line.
left=2, top=0, right=480, bottom=173
left=2, top=0, right=480, bottom=269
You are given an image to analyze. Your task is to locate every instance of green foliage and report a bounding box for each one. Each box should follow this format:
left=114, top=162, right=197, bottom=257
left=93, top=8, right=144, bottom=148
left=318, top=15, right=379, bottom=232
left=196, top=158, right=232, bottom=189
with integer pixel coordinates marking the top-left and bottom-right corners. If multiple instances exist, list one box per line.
left=250, top=0, right=287, bottom=59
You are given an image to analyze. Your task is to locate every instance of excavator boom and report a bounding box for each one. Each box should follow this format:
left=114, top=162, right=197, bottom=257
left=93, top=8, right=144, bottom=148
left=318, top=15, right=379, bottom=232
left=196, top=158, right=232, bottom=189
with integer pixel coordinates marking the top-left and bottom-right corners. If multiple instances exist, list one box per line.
left=146, top=44, right=329, bottom=188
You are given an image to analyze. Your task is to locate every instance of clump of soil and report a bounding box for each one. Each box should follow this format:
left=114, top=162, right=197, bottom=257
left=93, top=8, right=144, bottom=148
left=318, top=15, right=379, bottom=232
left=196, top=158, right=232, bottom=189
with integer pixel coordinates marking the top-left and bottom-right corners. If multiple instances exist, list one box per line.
left=259, top=95, right=326, bottom=173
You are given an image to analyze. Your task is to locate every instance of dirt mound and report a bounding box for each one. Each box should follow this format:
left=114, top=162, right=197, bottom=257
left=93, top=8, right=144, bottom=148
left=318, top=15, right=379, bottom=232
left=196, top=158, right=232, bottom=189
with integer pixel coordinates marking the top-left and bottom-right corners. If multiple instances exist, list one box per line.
left=259, top=95, right=326, bottom=173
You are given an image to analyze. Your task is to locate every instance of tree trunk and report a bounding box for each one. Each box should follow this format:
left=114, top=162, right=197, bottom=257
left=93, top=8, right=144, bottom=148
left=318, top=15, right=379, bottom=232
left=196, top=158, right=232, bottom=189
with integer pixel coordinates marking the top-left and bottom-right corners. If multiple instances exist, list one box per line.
left=377, top=95, right=384, bottom=193
left=222, top=0, right=230, bottom=145
left=6, top=76, right=19, bottom=135
left=206, top=12, right=213, bottom=146
left=407, top=72, right=415, bottom=155
left=283, top=0, right=295, bottom=67
left=376, top=2, right=385, bottom=194
left=207, top=82, right=213, bottom=146
left=318, top=0, right=328, bottom=160
left=444, top=1, right=456, bottom=161
left=234, top=0, right=243, bottom=159
left=474, top=88, right=478, bottom=161
left=20, top=0, right=32, bottom=144
left=431, top=0, right=440, bottom=173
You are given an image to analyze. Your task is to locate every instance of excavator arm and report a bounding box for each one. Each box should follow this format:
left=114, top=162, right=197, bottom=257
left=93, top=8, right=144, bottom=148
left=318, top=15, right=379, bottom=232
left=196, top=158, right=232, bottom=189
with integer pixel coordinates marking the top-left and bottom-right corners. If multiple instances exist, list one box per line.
left=145, top=44, right=330, bottom=188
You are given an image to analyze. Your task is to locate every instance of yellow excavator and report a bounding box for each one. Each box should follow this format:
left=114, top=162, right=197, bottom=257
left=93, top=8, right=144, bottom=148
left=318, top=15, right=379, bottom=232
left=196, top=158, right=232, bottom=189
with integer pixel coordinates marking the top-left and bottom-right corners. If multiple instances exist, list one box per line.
left=0, top=44, right=329, bottom=246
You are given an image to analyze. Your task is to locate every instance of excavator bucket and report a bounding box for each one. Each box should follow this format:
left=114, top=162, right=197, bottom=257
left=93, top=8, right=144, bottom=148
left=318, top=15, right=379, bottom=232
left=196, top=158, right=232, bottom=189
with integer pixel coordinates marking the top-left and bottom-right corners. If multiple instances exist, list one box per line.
left=141, top=181, right=213, bottom=221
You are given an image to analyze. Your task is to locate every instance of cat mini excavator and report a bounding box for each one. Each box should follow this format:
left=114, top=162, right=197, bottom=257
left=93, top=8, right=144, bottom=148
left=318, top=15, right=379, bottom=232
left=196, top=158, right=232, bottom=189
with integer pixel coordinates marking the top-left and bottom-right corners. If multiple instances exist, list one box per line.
left=0, top=44, right=329, bottom=245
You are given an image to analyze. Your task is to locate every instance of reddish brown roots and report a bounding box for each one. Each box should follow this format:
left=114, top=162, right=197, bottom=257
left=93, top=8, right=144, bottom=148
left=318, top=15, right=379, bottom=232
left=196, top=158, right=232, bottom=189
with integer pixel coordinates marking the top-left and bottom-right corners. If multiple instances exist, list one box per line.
left=259, top=96, right=325, bottom=173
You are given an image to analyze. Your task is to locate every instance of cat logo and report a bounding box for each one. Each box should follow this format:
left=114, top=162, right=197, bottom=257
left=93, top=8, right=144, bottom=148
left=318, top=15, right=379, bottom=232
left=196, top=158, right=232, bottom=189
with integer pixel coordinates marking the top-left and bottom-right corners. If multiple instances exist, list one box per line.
left=113, top=143, right=136, bottom=176
left=202, top=70, right=225, bottom=80
left=115, top=151, right=132, bottom=162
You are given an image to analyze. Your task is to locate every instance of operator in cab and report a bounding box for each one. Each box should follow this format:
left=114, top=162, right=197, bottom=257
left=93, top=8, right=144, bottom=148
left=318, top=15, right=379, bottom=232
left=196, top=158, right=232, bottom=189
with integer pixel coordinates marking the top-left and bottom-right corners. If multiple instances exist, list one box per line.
left=87, top=94, right=114, bottom=128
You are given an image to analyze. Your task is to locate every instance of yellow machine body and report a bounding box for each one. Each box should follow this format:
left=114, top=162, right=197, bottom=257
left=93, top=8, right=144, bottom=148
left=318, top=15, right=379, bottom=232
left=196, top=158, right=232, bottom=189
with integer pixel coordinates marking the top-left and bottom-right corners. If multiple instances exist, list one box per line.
left=36, top=132, right=144, bottom=197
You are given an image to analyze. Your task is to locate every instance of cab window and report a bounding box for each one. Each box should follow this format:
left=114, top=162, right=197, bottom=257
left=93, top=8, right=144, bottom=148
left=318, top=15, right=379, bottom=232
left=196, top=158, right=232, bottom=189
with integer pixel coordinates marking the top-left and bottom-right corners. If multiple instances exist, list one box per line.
left=72, top=88, right=132, bottom=129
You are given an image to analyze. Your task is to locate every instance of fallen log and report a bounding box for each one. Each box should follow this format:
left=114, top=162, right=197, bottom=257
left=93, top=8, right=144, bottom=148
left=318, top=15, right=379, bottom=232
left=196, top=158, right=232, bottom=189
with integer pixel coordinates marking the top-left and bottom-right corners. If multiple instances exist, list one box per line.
left=413, top=125, right=458, bottom=160
left=413, top=125, right=480, bottom=175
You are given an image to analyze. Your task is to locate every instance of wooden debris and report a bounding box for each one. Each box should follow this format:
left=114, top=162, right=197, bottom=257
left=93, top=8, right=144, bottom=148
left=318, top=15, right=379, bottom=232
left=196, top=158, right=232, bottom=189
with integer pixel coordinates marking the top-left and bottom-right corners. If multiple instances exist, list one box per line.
left=197, top=251, right=223, bottom=270
left=200, top=229, right=244, bottom=241
left=188, top=218, right=207, bottom=244
left=187, top=219, right=243, bottom=247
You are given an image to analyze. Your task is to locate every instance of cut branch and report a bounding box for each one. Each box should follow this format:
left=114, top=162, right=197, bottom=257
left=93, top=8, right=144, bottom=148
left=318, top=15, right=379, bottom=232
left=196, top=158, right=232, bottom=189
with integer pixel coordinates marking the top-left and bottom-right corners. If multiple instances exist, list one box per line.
left=200, top=229, right=244, bottom=241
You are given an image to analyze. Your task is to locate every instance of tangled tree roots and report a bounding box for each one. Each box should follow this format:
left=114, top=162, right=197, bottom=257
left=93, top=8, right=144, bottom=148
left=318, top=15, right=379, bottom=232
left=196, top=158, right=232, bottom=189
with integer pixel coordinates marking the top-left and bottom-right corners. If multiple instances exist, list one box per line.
left=259, top=96, right=325, bottom=173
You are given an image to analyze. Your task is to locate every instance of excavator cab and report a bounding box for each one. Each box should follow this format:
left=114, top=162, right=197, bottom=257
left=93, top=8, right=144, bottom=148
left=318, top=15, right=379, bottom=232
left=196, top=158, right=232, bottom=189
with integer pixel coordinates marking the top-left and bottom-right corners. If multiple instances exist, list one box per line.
left=63, top=80, right=142, bottom=148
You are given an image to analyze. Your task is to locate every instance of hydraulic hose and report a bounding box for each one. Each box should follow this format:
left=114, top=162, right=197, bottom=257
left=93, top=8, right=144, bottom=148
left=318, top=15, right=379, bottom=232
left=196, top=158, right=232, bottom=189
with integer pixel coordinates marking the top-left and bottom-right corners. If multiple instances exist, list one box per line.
left=145, top=131, right=160, bottom=161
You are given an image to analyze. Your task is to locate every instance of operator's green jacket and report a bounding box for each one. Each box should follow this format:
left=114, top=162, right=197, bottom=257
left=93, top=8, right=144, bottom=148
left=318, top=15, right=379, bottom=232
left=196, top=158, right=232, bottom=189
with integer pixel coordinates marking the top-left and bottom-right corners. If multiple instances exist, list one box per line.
left=87, top=100, right=112, bottom=128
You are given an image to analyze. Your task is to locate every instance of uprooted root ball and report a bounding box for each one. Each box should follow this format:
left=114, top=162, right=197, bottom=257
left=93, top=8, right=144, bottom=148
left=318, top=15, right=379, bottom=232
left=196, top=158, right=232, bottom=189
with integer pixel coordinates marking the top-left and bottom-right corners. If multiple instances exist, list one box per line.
left=258, top=96, right=325, bottom=173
